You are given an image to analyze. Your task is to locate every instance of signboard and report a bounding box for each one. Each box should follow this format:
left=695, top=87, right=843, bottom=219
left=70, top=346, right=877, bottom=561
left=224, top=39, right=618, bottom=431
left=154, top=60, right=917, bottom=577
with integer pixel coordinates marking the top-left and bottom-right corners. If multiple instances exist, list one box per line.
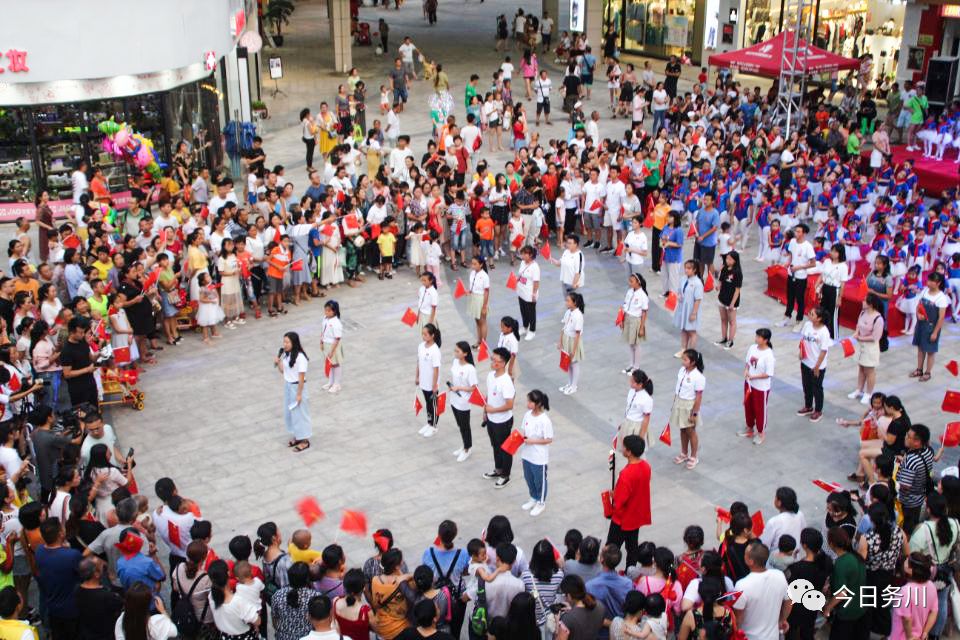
left=917, top=34, right=934, bottom=46
left=906, top=47, right=926, bottom=71
left=665, top=15, right=689, bottom=48
left=704, top=0, right=720, bottom=49
left=0, top=191, right=132, bottom=223
left=722, top=23, right=734, bottom=45
left=569, top=0, right=584, bottom=32
left=269, top=56, right=283, bottom=80
left=942, top=4, right=960, bottom=18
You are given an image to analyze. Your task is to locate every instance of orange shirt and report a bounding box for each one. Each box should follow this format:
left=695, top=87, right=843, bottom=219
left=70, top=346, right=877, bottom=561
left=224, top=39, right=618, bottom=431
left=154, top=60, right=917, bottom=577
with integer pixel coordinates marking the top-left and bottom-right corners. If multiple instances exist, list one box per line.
left=267, top=246, right=290, bottom=279
left=476, top=218, right=495, bottom=241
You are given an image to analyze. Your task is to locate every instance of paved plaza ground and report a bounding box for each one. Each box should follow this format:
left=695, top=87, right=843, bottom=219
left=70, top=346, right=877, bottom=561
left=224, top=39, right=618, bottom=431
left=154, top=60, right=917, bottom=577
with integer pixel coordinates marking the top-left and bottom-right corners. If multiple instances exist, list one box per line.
left=123, top=0, right=960, bottom=565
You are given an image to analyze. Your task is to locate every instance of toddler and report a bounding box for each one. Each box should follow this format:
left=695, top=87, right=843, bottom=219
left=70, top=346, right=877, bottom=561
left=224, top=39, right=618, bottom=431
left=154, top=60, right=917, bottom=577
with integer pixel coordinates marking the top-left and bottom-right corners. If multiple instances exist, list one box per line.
left=288, top=529, right=323, bottom=565
left=767, top=534, right=796, bottom=572
left=233, top=560, right=265, bottom=608
left=379, top=85, right=390, bottom=115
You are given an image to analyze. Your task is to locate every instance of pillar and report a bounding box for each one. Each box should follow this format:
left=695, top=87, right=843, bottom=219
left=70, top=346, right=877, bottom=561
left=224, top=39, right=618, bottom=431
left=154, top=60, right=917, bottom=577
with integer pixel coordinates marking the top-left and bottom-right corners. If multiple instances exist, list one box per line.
left=331, top=0, right=353, bottom=74
left=543, top=0, right=561, bottom=34
left=896, top=3, right=922, bottom=85
left=586, top=0, right=602, bottom=48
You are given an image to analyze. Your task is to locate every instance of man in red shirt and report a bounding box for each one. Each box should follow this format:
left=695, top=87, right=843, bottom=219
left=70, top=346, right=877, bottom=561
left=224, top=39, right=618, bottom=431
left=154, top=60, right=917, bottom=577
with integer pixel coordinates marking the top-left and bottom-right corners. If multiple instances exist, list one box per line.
left=606, top=435, right=651, bottom=568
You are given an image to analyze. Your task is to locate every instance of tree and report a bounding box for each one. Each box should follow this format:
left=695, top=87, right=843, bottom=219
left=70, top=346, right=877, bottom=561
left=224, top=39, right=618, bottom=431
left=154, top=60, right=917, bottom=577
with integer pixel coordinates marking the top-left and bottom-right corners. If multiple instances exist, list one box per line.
left=264, top=0, right=295, bottom=38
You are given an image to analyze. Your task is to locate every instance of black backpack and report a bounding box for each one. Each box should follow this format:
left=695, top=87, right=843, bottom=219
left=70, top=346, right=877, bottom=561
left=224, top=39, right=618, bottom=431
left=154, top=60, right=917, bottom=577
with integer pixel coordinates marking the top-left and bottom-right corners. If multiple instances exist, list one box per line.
left=430, top=548, right=462, bottom=597
left=172, top=571, right=209, bottom=637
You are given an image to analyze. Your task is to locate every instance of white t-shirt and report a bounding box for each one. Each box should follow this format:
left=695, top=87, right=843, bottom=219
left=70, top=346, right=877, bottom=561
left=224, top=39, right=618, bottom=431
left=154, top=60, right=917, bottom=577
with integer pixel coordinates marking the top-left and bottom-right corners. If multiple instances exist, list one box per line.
left=501, top=62, right=514, bottom=80
left=497, top=332, right=519, bottom=358
left=386, top=110, right=401, bottom=139
left=516, top=260, right=541, bottom=302
left=541, top=17, right=554, bottom=34
left=605, top=180, right=626, bottom=215
left=652, top=89, right=669, bottom=112
left=800, top=322, right=832, bottom=369
left=562, top=308, right=583, bottom=338
left=733, top=569, right=790, bottom=640
left=71, top=170, right=89, bottom=204
left=152, top=506, right=197, bottom=558
left=920, top=288, right=950, bottom=310
left=534, top=77, right=552, bottom=103
left=759, top=510, right=807, bottom=552
left=0, top=446, right=22, bottom=481
left=583, top=181, right=607, bottom=214
left=417, top=285, right=439, bottom=315
left=787, top=239, right=816, bottom=279
left=115, top=612, right=178, bottom=640
left=461, top=124, right=482, bottom=153
left=321, top=317, right=343, bottom=345
left=282, top=352, right=309, bottom=384
left=632, top=94, right=647, bottom=122
left=622, top=287, right=649, bottom=318
left=417, top=342, right=442, bottom=391
left=624, top=389, right=653, bottom=423
left=745, top=345, right=775, bottom=391
left=485, top=371, right=516, bottom=424
left=520, top=410, right=554, bottom=464
left=682, top=576, right=734, bottom=606
left=674, top=367, right=706, bottom=401
left=559, top=250, right=585, bottom=287
left=450, top=361, right=479, bottom=411
left=210, top=596, right=260, bottom=636
left=624, top=231, right=648, bottom=266
left=469, top=269, right=490, bottom=295
left=398, top=42, right=417, bottom=62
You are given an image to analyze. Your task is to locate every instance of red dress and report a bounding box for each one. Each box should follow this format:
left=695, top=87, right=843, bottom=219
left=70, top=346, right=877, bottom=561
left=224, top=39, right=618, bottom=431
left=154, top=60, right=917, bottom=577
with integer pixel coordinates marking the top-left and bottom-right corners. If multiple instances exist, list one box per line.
left=335, top=600, right=372, bottom=640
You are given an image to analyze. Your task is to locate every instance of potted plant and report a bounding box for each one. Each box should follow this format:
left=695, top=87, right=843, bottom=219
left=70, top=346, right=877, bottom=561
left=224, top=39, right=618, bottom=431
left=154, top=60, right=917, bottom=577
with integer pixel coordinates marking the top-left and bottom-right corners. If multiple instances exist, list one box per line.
left=251, top=100, right=269, bottom=119
left=264, top=0, right=295, bottom=47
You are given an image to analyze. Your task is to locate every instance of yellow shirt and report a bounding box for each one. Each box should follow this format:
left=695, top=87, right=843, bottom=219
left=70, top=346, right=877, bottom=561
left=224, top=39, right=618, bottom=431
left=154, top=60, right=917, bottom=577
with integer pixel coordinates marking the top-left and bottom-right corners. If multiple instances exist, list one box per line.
left=377, top=232, right=397, bottom=258
left=92, top=260, right=112, bottom=281
left=0, top=618, right=37, bottom=640
left=187, top=246, right=209, bottom=271
left=172, top=207, right=190, bottom=223
left=287, top=542, right=322, bottom=565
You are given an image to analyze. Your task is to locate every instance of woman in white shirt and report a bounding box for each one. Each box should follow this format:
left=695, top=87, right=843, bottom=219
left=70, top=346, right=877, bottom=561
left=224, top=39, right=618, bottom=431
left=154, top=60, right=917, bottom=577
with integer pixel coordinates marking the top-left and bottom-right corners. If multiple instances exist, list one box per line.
left=516, top=246, right=541, bottom=340
left=38, top=284, right=62, bottom=327
left=320, top=301, right=344, bottom=394
left=416, top=323, right=443, bottom=438
left=301, top=108, right=318, bottom=171
left=621, top=216, right=648, bottom=278
left=416, top=272, right=439, bottom=333
left=559, top=292, right=585, bottom=395
left=467, top=258, right=491, bottom=347
left=798, top=307, right=832, bottom=423
left=497, top=316, right=521, bottom=381
left=519, top=389, right=554, bottom=517
left=484, top=94, right=504, bottom=152
left=741, top=328, right=775, bottom=446
left=115, top=582, right=178, bottom=640
left=550, top=234, right=585, bottom=297
left=618, top=369, right=653, bottom=449
left=816, top=243, right=849, bottom=340
left=450, top=341, right=479, bottom=462
left=274, top=331, right=311, bottom=453
left=620, top=273, right=649, bottom=374
left=209, top=560, right=261, bottom=640
left=670, top=349, right=705, bottom=470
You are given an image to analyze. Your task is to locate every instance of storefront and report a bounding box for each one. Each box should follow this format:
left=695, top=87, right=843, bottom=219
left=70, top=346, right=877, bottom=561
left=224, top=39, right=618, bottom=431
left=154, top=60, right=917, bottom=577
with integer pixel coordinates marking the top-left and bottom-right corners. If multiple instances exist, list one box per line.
left=603, top=0, right=706, bottom=63
left=899, top=1, right=960, bottom=104
left=0, top=0, right=254, bottom=220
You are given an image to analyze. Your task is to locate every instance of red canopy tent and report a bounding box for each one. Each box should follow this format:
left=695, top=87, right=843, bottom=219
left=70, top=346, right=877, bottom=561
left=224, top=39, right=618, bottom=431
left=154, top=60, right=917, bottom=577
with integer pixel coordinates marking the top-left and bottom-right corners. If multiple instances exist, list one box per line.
left=708, top=31, right=859, bottom=77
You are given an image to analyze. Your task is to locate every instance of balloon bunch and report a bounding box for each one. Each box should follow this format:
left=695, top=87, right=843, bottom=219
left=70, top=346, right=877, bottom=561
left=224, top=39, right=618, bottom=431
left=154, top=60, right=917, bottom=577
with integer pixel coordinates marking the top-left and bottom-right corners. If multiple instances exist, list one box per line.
left=96, top=202, right=119, bottom=227
left=98, top=117, right=164, bottom=182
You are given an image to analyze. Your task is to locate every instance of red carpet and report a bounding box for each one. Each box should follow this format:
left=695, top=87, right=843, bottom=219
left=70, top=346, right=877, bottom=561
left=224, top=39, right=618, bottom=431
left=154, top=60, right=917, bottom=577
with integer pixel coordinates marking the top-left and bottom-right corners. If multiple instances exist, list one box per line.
left=884, top=145, right=959, bottom=194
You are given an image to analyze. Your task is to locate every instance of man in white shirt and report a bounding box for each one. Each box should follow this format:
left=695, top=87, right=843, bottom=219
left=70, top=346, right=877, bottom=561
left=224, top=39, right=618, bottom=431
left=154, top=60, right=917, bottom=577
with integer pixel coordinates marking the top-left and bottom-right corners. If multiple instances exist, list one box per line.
left=302, top=595, right=342, bottom=640
left=483, top=348, right=516, bottom=488
left=582, top=168, right=606, bottom=249
left=758, top=487, right=806, bottom=556
left=207, top=180, right=239, bottom=217
left=485, top=543, right=525, bottom=618
left=540, top=12, right=554, bottom=52
left=388, top=136, right=414, bottom=178
left=398, top=37, right=419, bottom=81
left=385, top=105, right=401, bottom=147
left=586, top=110, right=600, bottom=146
left=191, top=168, right=211, bottom=205
left=460, top=115, right=482, bottom=159
left=534, top=70, right=553, bottom=126
left=500, top=57, right=514, bottom=81
left=733, top=542, right=791, bottom=640
left=71, top=160, right=89, bottom=204
left=779, top=223, right=816, bottom=331
left=602, top=170, right=626, bottom=253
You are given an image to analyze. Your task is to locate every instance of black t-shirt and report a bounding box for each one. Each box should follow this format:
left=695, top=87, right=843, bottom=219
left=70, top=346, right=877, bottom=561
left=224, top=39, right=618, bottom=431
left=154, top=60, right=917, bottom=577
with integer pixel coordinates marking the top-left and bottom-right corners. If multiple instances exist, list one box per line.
left=0, top=298, right=13, bottom=335
left=60, top=338, right=97, bottom=399
left=75, top=585, right=123, bottom=640
left=721, top=539, right=750, bottom=583
left=883, top=415, right=911, bottom=457
left=119, top=281, right=154, bottom=335
left=31, top=429, right=70, bottom=491
left=718, top=268, right=743, bottom=307
left=244, top=147, right=266, bottom=174
left=562, top=75, right=581, bottom=97
left=784, top=559, right=829, bottom=635
left=397, top=629, right=456, bottom=640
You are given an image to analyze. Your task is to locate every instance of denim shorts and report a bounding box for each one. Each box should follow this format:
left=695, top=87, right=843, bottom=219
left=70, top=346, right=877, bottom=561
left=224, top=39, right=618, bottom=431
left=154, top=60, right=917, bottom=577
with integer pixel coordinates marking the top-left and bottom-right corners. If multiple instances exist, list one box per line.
left=584, top=212, right=602, bottom=230
left=451, top=226, right=472, bottom=251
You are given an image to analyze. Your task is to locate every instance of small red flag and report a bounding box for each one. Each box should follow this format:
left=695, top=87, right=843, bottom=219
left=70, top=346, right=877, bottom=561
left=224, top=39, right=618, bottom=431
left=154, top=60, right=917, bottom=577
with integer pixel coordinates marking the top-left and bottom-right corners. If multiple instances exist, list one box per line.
left=478, top=340, right=489, bottom=362
left=947, top=360, right=959, bottom=377
left=414, top=395, right=423, bottom=416
left=943, top=422, right=960, bottom=447
left=544, top=537, right=563, bottom=563
left=798, top=339, right=809, bottom=361
left=658, top=422, right=672, bottom=446
left=943, top=390, right=960, bottom=414
left=273, top=228, right=282, bottom=244
left=102, top=281, right=113, bottom=295
left=339, top=510, right=368, bottom=537
left=812, top=479, right=843, bottom=493
left=453, top=279, right=467, bottom=299
left=401, top=307, right=418, bottom=327
left=750, top=510, right=765, bottom=537
left=918, top=303, right=929, bottom=321
left=505, top=272, right=518, bottom=290
left=860, top=418, right=878, bottom=441
left=614, top=241, right=625, bottom=257
left=511, top=234, right=524, bottom=249
left=540, top=243, right=551, bottom=260
left=158, top=228, right=168, bottom=246
left=436, top=391, right=447, bottom=416
left=433, top=535, right=443, bottom=547
left=290, top=259, right=304, bottom=272
left=455, top=219, right=464, bottom=236
left=615, top=307, right=625, bottom=328
left=643, top=211, right=653, bottom=228
left=501, top=430, right=525, bottom=455
left=559, top=350, right=571, bottom=372
left=7, top=374, right=20, bottom=392
left=715, top=506, right=731, bottom=523
left=468, top=386, right=486, bottom=407
left=841, top=338, right=855, bottom=358
left=743, top=382, right=750, bottom=404
left=665, top=291, right=678, bottom=312
left=717, top=591, right=743, bottom=609
left=324, top=357, right=332, bottom=378
left=687, top=222, right=698, bottom=239
left=142, top=267, right=161, bottom=290
left=295, top=496, right=325, bottom=527
left=704, top=271, right=715, bottom=293
left=373, top=532, right=392, bottom=552
left=113, top=346, right=131, bottom=364
left=589, top=199, right=603, bottom=212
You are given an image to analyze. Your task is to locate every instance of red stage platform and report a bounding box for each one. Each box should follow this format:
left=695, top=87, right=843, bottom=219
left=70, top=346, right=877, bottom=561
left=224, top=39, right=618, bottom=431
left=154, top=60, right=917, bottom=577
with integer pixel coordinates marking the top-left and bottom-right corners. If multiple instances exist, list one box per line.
left=879, top=145, right=959, bottom=195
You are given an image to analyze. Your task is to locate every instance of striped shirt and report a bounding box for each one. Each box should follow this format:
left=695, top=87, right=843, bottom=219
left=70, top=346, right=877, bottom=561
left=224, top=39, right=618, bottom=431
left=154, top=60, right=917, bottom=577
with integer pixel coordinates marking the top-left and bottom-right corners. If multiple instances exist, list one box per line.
left=520, top=570, right=564, bottom=625
left=897, top=446, right=935, bottom=508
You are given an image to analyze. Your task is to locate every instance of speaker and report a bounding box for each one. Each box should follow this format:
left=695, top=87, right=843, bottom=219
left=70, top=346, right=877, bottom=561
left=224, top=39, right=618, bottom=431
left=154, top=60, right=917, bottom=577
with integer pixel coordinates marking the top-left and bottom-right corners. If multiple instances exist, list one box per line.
left=925, top=57, right=958, bottom=105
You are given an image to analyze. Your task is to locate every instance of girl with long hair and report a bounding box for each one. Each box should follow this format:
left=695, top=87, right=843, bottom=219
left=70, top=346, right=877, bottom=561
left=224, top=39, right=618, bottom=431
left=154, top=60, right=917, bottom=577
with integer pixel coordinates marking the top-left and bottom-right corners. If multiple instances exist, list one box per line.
left=519, top=390, right=553, bottom=516
left=467, top=257, right=491, bottom=347
left=798, top=307, right=832, bottom=423
left=497, top=316, right=521, bottom=380
left=519, top=539, right=564, bottom=629
left=208, top=559, right=261, bottom=639
left=115, top=581, right=177, bottom=640
left=715, top=250, right=741, bottom=349
left=619, top=370, right=653, bottom=449
left=415, top=272, right=439, bottom=333
left=416, top=323, right=443, bottom=438
left=449, top=342, right=478, bottom=462
left=741, top=328, right=775, bottom=446
left=274, top=331, right=311, bottom=452
left=620, top=273, right=648, bottom=375
left=84, top=443, right=130, bottom=524
left=671, top=349, right=705, bottom=469
left=334, top=568, right=376, bottom=640
left=556, top=575, right=605, bottom=640
left=271, top=561, right=319, bottom=640
left=321, top=301, right=344, bottom=394
left=559, top=292, right=584, bottom=395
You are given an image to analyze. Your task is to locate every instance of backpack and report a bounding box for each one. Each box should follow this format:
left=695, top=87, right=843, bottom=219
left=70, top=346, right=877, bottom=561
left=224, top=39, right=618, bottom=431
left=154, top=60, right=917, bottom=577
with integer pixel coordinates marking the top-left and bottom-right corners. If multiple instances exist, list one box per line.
left=171, top=571, right=209, bottom=637
left=430, top=549, right=463, bottom=598
left=694, top=608, right=737, bottom=640
left=469, top=579, right=488, bottom=637
left=263, top=552, right=287, bottom=599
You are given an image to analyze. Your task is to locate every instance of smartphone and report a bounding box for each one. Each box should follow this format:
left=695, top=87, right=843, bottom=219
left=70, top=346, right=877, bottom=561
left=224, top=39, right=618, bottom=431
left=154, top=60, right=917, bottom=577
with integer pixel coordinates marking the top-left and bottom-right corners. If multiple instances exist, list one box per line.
left=445, top=381, right=453, bottom=389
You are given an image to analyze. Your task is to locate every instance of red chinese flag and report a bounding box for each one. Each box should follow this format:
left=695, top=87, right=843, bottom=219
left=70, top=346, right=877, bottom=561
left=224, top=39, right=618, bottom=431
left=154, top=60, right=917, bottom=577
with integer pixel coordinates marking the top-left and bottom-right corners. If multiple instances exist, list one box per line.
left=324, top=358, right=332, bottom=378
left=453, top=279, right=467, bottom=299
left=500, top=430, right=525, bottom=455
left=704, top=271, right=715, bottom=293
left=743, top=383, right=750, bottom=405
left=345, top=215, right=360, bottom=231
left=414, top=394, right=423, bottom=416
left=717, top=591, right=743, bottom=609
left=339, top=510, right=368, bottom=537
left=295, top=496, right=325, bottom=527
left=290, top=259, right=304, bottom=272
left=455, top=219, right=464, bottom=236
left=589, top=199, right=603, bottom=212
left=614, top=241, right=625, bottom=257
left=857, top=278, right=868, bottom=298
left=841, top=338, right=855, bottom=358
left=143, top=268, right=161, bottom=290
left=559, top=350, right=571, bottom=372
left=687, top=222, right=698, bottom=239
left=468, top=386, right=486, bottom=407
left=373, top=533, right=391, bottom=552
left=943, top=422, right=960, bottom=447
left=812, top=479, right=843, bottom=493
left=511, top=234, right=524, bottom=249
left=943, top=390, right=960, bottom=414
left=370, top=224, right=382, bottom=240
left=643, top=211, right=653, bottom=228
left=665, top=291, right=678, bottom=312
left=947, top=360, right=960, bottom=377
left=505, top=271, right=518, bottom=290
left=436, top=392, right=447, bottom=416
left=167, top=521, right=182, bottom=550
left=273, top=228, right=282, bottom=244
left=113, top=346, right=131, bottom=364
left=102, top=281, right=113, bottom=295
left=158, top=228, right=168, bottom=246
left=715, top=506, right=731, bottom=523
left=798, top=339, right=808, bottom=361
left=615, top=307, right=625, bottom=328
left=658, top=422, right=672, bottom=446
left=544, top=537, right=563, bottom=563
left=860, top=418, right=878, bottom=441
left=540, top=243, right=551, bottom=260
left=401, top=307, right=418, bottom=326
left=751, top=511, right=765, bottom=537
left=433, top=535, right=443, bottom=548
left=478, top=340, right=489, bottom=362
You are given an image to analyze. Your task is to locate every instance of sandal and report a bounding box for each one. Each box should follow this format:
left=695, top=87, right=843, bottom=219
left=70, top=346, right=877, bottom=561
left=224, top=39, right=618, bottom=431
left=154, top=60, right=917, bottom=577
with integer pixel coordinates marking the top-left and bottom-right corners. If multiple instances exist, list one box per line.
left=673, top=454, right=688, bottom=464
left=847, top=472, right=864, bottom=481
left=685, top=457, right=699, bottom=470
left=919, top=372, right=932, bottom=382
left=909, top=368, right=923, bottom=378
left=293, top=441, right=311, bottom=452
left=288, top=439, right=300, bottom=448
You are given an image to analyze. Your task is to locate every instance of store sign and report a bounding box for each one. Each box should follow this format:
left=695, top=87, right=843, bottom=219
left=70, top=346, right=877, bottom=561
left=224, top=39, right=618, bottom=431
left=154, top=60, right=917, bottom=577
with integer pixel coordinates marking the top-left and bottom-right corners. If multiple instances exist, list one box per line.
left=0, top=49, right=29, bottom=74
left=918, top=34, right=934, bottom=46
left=665, top=15, right=689, bottom=48
left=569, top=0, right=584, bottom=33
left=0, top=191, right=132, bottom=223
left=704, top=0, right=720, bottom=49
left=204, top=51, right=218, bottom=71
left=230, top=8, right=247, bottom=36
left=942, top=4, right=960, bottom=18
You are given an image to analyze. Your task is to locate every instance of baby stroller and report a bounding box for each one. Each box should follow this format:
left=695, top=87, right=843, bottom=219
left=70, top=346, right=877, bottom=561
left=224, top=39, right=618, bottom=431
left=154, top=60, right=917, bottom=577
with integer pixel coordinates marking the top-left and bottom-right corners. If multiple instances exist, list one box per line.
left=100, top=365, right=146, bottom=412
left=355, top=22, right=372, bottom=46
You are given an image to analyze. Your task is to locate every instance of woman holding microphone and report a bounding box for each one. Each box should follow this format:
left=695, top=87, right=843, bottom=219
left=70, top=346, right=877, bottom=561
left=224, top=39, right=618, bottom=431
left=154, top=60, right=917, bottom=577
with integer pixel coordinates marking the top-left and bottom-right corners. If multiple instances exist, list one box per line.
left=416, top=323, right=443, bottom=438
left=449, top=341, right=479, bottom=462
left=274, top=332, right=312, bottom=453
left=620, top=273, right=649, bottom=375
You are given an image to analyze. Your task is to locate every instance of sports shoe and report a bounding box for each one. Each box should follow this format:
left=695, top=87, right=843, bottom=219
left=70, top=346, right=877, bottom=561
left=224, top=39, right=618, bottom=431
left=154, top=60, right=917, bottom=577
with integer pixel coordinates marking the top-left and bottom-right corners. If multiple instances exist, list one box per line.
left=457, top=449, right=472, bottom=462
left=713, top=339, right=728, bottom=347
left=809, top=411, right=823, bottom=423
left=524, top=331, right=536, bottom=341
left=321, top=382, right=333, bottom=390
left=327, top=384, right=341, bottom=394
left=418, top=424, right=432, bottom=435
left=723, top=341, right=734, bottom=350
left=236, top=318, right=247, bottom=325
left=495, top=476, right=510, bottom=489
left=452, top=447, right=464, bottom=457
left=737, top=429, right=755, bottom=438
left=753, top=434, right=765, bottom=445
left=521, top=499, right=537, bottom=511
left=860, top=394, right=871, bottom=406
left=519, top=327, right=527, bottom=337
left=422, top=426, right=438, bottom=437
left=796, top=407, right=813, bottom=416
left=847, top=389, right=862, bottom=399
left=622, top=367, right=634, bottom=375
left=530, top=502, right=546, bottom=517
left=777, top=318, right=791, bottom=327
left=563, top=385, right=578, bottom=395
left=482, top=471, right=500, bottom=479
left=559, top=384, right=570, bottom=393
left=792, top=322, right=804, bottom=333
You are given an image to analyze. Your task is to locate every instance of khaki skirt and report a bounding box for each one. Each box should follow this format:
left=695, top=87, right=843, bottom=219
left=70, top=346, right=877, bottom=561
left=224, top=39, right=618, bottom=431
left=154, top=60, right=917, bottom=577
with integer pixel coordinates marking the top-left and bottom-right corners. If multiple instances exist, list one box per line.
left=617, top=418, right=650, bottom=449
left=325, top=341, right=343, bottom=366
left=561, top=333, right=584, bottom=363
left=417, top=311, right=438, bottom=334
left=858, top=340, right=880, bottom=368
left=467, top=292, right=486, bottom=320
left=621, top=314, right=645, bottom=346
left=669, top=396, right=701, bottom=430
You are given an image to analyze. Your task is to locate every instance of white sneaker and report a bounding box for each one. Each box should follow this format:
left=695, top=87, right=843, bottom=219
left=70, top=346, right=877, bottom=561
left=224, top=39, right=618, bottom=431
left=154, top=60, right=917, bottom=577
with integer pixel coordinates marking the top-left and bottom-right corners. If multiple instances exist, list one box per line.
left=321, top=382, right=332, bottom=390
left=422, top=426, right=438, bottom=437
left=564, top=385, right=578, bottom=395
left=673, top=351, right=683, bottom=358
left=236, top=318, right=247, bottom=325
left=521, top=499, right=537, bottom=511
left=226, top=322, right=237, bottom=330
left=519, top=327, right=527, bottom=337
left=418, top=424, right=432, bottom=435
left=792, top=322, right=803, bottom=333
left=530, top=502, right=546, bottom=517
left=860, top=394, right=871, bottom=406
left=524, top=331, right=536, bottom=341
left=846, top=389, right=862, bottom=400
left=327, top=384, right=341, bottom=394
left=777, top=318, right=791, bottom=327
left=559, top=384, right=570, bottom=393
left=457, top=449, right=472, bottom=462
left=452, top=447, right=464, bottom=457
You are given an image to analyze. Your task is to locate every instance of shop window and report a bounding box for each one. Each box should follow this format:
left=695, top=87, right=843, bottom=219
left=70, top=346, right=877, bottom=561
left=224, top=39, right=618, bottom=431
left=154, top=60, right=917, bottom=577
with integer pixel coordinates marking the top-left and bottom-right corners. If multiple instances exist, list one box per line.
left=0, top=108, right=34, bottom=204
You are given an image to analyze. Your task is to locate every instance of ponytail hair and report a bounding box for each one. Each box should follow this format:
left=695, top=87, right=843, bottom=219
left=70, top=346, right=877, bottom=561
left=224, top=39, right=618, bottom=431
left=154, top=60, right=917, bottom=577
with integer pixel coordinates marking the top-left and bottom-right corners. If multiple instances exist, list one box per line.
left=527, top=389, right=550, bottom=411
left=287, top=562, right=311, bottom=609
left=254, top=522, right=278, bottom=559
left=424, top=323, right=442, bottom=348
left=501, top=316, right=520, bottom=337
left=472, top=256, right=489, bottom=273
left=799, top=528, right=832, bottom=576
left=567, top=292, right=585, bottom=313
left=208, top=559, right=230, bottom=608
left=456, top=340, right=475, bottom=365
left=683, top=348, right=705, bottom=372
left=423, top=271, right=438, bottom=289
left=559, top=574, right=596, bottom=609
left=631, top=369, right=654, bottom=394
left=628, top=272, right=648, bottom=294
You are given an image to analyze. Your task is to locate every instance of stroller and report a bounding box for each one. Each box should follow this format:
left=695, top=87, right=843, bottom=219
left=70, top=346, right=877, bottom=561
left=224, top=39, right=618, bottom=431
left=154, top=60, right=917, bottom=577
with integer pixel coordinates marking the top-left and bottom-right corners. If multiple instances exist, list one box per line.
left=355, top=22, right=372, bottom=46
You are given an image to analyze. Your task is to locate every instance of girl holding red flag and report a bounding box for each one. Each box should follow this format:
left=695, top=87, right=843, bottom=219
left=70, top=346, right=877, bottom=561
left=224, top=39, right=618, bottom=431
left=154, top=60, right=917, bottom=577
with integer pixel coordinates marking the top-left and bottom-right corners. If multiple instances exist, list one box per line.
left=468, top=257, right=491, bottom=348
left=558, top=292, right=585, bottom=396
left=321, top=301, right=344, bottom=394
left=519, top=389, right=553, bottom=517
left=416, top=323, right=442, bottom=438
left=741, top=329, right=775, bottom=445
left=670, top=349, right=704, bottom=469
left=449, top=341, right=479, bottom=463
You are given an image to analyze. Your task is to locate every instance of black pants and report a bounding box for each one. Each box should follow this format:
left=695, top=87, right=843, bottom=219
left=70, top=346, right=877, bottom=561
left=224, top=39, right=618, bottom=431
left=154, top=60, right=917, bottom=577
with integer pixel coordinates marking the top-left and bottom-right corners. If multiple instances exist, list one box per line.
left=487, top=417, right=513, bottom=477
left=49, top=615, right=79, bottom=640
left=865, top=568, right=893, bottom=636
left=427, top=8, right=437, bottom=23
left=251, top=266, right=266, bottom=300
left=651, top=227, right=662, bottom=272
left=453, top=407, right=472, bottom=449
left=450, top=596, right=467, bottom=639
left=784, top=276, right=808, bottom=321
left=902, top=504, right=922, bottom=536
left=422, top=389, right=438, bottom=427
left=821, top=283, right=839, bottom=339
left=563, top=208, right=578, bottom=237
left=518, top=298, right=537, bottom=332
left=800, top=363, right=825, bottom=412
left=606, top=521, right=640, bottom=568
left=303, top=137, right=316, bottom=169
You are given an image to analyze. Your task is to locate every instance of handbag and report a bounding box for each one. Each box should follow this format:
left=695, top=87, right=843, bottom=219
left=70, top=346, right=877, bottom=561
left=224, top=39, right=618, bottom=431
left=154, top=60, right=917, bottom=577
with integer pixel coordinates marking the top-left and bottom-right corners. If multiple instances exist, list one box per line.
left=530, top=582, right=557, bottom=634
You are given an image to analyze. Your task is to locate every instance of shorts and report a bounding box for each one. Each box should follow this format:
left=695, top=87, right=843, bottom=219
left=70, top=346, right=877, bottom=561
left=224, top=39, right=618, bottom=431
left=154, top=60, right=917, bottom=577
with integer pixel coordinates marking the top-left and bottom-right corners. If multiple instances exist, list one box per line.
left=896, top=110, right=911, bottom=128
left=451, top=226, right=472, bottom=251
left=269, top=276, right=285, bottom=293
left=381, top=256, right=393, bottom=265
left=536, top=100, right=551, bottom=115
left=393, top=87, right=408, bottom=104
left=492, top=205, right=509, bottom=225
left=581, top=74, right=594, bottom=86
left=603, top=209, right=619, bottom=228
left=542, top=33, right=552, bottom=46
left=584, top=212, right=602, bottom=230
left=402, top=61, right=415, bottom=77
left=858, top=340, right=880, bottom=367
left=695, top=244, right=716, bottom=267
